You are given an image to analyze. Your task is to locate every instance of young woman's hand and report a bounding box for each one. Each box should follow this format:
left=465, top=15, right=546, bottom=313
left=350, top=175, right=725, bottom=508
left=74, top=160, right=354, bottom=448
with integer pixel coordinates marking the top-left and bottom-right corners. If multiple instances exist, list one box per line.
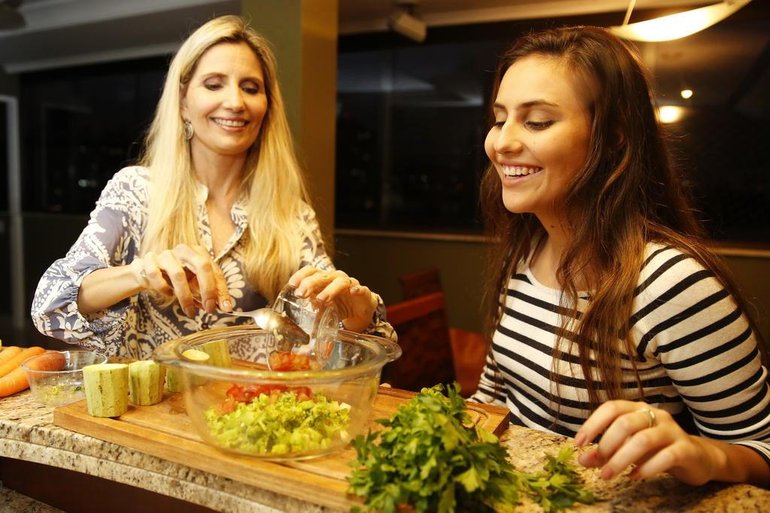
left=288, top=266, right=377, bottom=333
left=133, top=244, right=232, bottom=317
left=574, top=400, right=724, bottom=485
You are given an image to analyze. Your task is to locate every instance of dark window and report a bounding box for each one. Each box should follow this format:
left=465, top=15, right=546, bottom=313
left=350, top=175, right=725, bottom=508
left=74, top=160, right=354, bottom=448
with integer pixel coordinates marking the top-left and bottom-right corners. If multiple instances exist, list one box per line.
left=15, top=4, right=770, bottom=245
left=20, top=57, right=167, bottom=214
left=336, top=42, right=498, bottom=232
left=336, top=4, right=770, bottom=245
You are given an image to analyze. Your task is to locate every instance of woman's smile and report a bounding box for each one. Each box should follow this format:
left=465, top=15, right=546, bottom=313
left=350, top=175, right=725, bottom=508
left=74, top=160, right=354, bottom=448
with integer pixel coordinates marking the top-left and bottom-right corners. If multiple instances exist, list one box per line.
left=500, top=164, right=543, bottom=179
left=212, top=117, right=249, bottom=129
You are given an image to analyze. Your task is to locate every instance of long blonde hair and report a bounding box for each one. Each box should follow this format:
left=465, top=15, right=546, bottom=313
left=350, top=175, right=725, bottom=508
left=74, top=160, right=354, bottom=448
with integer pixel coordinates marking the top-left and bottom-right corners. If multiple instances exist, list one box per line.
left=139, top=15, right=310, bottom=300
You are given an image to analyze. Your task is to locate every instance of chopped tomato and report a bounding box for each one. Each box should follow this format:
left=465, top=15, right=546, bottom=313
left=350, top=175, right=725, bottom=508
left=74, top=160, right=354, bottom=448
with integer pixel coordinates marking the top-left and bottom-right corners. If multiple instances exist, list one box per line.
left=268, top=351, right=311, bottom=371
left=226, top=383, right=285, bottom=403
left=225, top=383, right=312, bottom=404
left=219, top=397, right=237, bottom=414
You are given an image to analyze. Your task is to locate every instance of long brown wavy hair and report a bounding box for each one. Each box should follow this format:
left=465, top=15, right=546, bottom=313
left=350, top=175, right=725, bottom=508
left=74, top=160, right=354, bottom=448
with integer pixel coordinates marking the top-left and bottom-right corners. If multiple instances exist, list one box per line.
left=480, top=26, right=765, bottom=408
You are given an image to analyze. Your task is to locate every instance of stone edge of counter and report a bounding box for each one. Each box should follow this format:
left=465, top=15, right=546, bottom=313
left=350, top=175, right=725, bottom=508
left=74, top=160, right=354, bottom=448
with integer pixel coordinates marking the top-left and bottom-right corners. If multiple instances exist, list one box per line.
left=0, top=485, right=65, bottom=513
left=0, top=392, right=338, bottom=513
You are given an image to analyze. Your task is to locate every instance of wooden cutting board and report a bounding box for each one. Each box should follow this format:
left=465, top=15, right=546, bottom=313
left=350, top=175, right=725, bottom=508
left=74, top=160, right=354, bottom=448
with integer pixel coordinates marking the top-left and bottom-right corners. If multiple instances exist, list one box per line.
left=53, top=387, right=510, bottom=511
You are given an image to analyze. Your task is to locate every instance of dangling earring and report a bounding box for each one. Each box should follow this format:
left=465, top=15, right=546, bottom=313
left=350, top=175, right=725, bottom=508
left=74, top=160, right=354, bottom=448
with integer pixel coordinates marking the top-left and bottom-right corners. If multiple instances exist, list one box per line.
left=183, top=119, right=194, bottom=141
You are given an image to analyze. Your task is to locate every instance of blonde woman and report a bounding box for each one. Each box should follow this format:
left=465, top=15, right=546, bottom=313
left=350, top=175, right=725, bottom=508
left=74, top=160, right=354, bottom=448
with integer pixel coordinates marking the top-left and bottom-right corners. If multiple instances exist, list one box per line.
left=31, top=15, right=393, bottom=359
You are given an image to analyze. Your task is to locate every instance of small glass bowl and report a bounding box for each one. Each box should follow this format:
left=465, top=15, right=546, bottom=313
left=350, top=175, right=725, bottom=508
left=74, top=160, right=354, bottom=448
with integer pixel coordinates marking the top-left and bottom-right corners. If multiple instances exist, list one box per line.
left=22, top=350, right=108, bottom=407
left=271, top=285, right=340, bottom=364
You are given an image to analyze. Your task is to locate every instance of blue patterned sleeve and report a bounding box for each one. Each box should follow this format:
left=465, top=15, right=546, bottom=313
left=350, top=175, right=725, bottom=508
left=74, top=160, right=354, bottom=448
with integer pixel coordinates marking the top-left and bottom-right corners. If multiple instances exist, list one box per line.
left=297, top=203, right=397, bottom=342
left=30, top=167, right=148, bottom=351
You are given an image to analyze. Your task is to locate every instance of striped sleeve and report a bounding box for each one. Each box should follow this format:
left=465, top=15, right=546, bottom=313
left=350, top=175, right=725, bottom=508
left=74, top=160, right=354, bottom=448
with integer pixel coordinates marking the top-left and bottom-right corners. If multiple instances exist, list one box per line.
left=633, top=246, right=770, bottom=457
left=472, top=343, right=508, bottom=407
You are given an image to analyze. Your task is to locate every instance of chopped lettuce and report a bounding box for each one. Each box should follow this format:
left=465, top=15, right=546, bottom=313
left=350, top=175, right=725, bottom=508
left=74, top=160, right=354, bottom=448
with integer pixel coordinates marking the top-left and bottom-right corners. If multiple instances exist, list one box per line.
left=204, top=391, right=351, bottom=455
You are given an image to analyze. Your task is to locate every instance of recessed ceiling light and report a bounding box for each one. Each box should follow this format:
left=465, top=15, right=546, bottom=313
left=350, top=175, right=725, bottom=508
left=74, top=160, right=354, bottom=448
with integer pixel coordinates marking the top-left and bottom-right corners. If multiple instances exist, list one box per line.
left=658, top=105, right=685, bottom=124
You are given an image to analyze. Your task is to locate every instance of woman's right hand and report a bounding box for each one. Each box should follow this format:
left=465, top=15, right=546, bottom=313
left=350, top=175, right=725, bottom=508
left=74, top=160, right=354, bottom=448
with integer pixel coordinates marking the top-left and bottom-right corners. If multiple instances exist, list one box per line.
left=133, top=244, right=233, bottom=317
left=575, top=400, right=726, bottom=485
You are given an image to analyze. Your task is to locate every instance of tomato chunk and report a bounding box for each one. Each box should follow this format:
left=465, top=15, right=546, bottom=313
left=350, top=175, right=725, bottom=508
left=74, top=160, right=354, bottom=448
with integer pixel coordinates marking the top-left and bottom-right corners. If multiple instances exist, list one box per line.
left=225, top=382, right=312, bottom=404
left=268, top=351, right=311, bottom=371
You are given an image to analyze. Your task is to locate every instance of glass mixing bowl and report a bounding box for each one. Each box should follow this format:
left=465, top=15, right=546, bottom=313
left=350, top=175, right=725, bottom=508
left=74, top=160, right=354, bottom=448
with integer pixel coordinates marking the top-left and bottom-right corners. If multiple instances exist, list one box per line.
left=153, top=325, right=401, bottom=460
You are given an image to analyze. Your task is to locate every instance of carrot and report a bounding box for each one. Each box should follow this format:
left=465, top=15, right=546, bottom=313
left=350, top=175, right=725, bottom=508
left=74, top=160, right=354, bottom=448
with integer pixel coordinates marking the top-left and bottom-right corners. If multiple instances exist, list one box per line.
left=24, top=351, right=67, bottom=372
left=0, top=367, right=31, bottom=397
left=0, top=346, right=46, bottom=378
left=0, top=347, right=22, bottom=367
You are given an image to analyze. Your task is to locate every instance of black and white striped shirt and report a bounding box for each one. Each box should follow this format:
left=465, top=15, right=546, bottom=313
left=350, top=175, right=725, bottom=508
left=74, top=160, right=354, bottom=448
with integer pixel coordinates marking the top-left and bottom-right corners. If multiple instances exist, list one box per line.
left=473, top=244, right=770, bottom=463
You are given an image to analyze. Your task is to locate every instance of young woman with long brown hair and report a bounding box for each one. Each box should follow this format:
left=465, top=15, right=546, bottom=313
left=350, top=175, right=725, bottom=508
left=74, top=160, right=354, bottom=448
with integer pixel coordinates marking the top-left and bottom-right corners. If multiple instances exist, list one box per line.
left=473, top=26, right=770, bottom=486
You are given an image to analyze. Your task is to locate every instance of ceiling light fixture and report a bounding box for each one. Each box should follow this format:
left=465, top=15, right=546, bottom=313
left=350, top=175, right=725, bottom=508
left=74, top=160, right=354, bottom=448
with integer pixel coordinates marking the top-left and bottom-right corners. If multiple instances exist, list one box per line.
left=389, top=0, right=427, bottom=43
left=609, top=0, right=752, bottom=42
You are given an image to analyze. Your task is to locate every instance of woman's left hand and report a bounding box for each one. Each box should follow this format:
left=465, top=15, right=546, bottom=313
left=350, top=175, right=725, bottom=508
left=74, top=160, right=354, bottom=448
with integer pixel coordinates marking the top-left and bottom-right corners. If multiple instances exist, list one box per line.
left=574, top=400, right=722, bottom=485
left=288, top=266, right=378, bottom=333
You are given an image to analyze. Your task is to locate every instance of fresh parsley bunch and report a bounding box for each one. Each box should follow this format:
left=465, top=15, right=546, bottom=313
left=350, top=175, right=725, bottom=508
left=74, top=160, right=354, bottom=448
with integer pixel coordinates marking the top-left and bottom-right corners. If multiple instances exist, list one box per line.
left=347, top=384, right=520, bottom=513
left=517, top=446, right=597, bottom=513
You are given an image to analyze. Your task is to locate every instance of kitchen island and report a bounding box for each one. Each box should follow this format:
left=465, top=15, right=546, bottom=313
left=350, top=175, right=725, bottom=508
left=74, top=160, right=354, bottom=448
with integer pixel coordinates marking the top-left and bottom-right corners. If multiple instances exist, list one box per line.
left=1, top=389, right=770, bottom=513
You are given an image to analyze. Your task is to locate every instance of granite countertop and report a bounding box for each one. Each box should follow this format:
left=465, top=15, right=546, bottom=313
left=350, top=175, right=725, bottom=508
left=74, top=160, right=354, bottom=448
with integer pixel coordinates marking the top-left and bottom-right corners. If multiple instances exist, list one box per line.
left=2, top=390, right=770, bottom=513
left=0, top=487, right=65, bottom=513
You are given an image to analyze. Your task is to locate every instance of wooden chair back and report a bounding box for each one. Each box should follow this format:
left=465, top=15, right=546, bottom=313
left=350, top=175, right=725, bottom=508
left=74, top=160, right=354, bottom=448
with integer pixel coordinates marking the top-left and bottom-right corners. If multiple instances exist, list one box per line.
left=398, top=267, right=442, bottom=300
left=383, top=291, right=456, bottom=391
